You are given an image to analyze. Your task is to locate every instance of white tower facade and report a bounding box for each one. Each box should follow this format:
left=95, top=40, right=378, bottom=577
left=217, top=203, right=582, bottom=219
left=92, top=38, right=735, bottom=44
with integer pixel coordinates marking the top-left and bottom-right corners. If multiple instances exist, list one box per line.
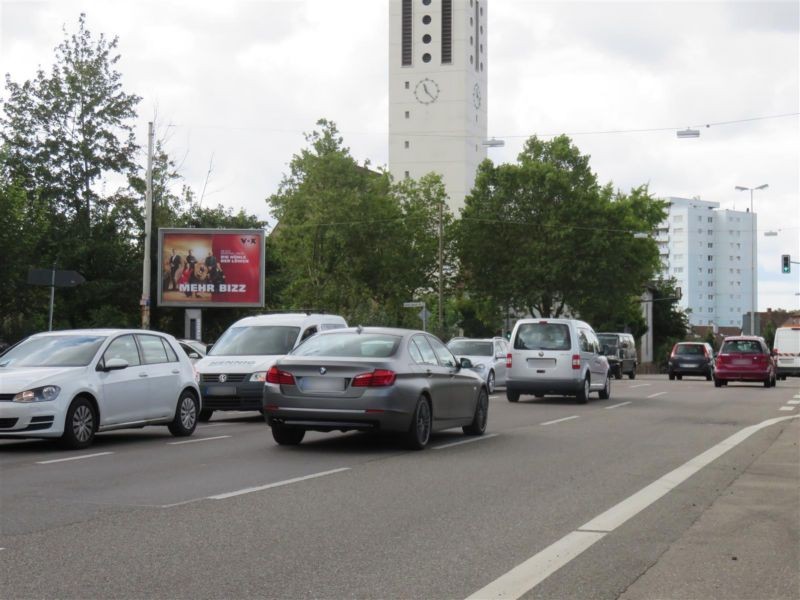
left=388, top=0, right=488, bottom=214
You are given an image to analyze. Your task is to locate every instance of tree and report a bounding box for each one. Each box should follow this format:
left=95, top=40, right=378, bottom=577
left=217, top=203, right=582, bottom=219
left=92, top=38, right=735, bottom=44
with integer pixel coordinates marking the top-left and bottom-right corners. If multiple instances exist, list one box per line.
left=455, top=135, right=666, bottom=331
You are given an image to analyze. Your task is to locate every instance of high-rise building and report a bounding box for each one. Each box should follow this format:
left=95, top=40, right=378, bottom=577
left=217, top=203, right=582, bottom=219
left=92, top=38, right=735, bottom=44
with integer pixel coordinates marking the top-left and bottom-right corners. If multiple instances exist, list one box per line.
left=388, top=0, right=488, bottom=213
left=656, top=197, right=756, bottom=328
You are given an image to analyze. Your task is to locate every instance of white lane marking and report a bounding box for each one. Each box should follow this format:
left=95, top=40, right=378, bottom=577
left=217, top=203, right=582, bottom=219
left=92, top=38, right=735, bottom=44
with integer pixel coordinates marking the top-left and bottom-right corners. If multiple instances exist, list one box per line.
left=540, top=415, right=580, bottom=426
left=787, top=400, right=800, bottom=405
left=793, top=394, right=800, bottom=399
left=646, top=392, right=667, bottom=399
left=432, top=433, right=498, bottom=450
left=36, top=452, right=113, bottom=465
left=208, top=467, right=350, bottom=500
left=198, top=423, right=225, bottom=428
left=779, top=406, right=795, bottom=411
left=605, top=401, right=632, bottom=410
left=629, top=384, right=651, bottom=389
left=466, top=531, right=605, bottom=600
left=168, top=435, right=231, bottom=445
left=466, top=414, right=799, bottom=600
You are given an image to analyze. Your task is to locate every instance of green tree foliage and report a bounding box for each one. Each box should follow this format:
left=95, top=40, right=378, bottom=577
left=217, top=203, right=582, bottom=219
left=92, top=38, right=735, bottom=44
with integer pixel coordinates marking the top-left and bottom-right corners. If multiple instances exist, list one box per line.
left=455, top=135, right=666, bottom=333
left=268, top=120, right=446, bottom=325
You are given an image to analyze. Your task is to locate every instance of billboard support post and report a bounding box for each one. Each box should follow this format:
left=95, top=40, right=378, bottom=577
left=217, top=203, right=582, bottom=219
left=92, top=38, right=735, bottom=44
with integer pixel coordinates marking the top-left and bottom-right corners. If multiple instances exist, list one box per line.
left=185, top=309, right=202, bottom=341
left=141, top=121, right=154, bottom=329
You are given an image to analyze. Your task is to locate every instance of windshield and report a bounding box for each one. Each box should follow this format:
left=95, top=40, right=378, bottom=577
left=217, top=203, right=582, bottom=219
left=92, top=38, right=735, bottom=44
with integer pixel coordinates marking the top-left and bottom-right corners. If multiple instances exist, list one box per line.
left=0, top=335, right=105, bottom=367
left=597, top=335, right=619, bottom=348
left=447, top=340, right=493, bottom=356
left=721, top=340, right=763, bottom=354
left=514, top=323, right=571, bottom=351
left=208, top=326, right=300, bottom=356
left=292, top=333, right=401, bottom=358
left=675, top=344, right=705, bottom=356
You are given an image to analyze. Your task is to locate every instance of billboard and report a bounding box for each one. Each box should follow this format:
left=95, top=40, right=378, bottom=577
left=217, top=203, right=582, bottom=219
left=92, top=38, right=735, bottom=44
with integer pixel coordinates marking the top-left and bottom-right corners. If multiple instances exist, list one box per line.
left=157, top=228, right=265, bottom=308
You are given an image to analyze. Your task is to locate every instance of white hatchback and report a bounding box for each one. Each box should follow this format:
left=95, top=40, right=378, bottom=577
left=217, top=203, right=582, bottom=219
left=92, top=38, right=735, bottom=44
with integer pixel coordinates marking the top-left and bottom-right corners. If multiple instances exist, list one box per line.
left=0, top=329, right=201, bottom=448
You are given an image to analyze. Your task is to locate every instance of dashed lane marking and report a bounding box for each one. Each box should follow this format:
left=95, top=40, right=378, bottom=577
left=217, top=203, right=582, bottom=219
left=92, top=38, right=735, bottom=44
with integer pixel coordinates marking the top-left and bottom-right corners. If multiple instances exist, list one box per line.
left=36, top=452, right=114, bottom=465
left=168, top=435, right=231, bottom=445
left=787, top=400, right=800, bottom=405
left=432, top=433, right=498, bottom=450
left=779, top=406, right=796, bottom=411
left=629, top=384, right=651, bottom=389
left=540, top=415, right=580, bottom=426
left=646, top=392, right=667, bottom=399
left=605, top=401, right=632, bottom=410
left=208, top=467, right=351, bottom=500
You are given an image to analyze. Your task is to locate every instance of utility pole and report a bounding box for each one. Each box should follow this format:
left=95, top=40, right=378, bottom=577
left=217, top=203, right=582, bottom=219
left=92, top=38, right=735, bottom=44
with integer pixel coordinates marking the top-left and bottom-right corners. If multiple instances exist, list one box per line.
left=141, top=121, right=154, bottom=329
left=48, top=263, right=56, bottom=331
left=438, top=198, right=444, bottom=334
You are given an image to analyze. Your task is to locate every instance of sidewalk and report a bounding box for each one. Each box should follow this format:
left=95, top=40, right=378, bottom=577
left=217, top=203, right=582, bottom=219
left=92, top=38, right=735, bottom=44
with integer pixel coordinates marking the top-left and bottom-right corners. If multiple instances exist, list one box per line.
left=619, top=418, right=800, bottom=600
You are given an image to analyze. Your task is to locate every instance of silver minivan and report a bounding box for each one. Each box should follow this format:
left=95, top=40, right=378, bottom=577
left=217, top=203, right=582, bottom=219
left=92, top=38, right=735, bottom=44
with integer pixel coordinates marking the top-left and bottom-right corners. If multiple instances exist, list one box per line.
left=505, top=318, right=611, bottom=403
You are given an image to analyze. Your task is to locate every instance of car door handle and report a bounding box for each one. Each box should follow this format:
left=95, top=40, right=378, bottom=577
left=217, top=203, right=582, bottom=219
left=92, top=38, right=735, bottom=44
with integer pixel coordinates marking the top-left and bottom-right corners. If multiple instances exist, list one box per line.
left=426, top=369, right=433, bottom=377
left=138, top=372, right=148, bottom=378
left=171, top=369, right=180, bottom=374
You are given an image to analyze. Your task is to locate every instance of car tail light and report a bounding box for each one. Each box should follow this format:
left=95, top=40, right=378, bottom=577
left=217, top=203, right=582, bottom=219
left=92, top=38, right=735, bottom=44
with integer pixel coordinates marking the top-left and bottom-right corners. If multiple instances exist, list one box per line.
left=716, top=354, right=727, bottom=365
left=702, top=346, right=709, bottom=358
left=670, top=344, right=678, bottom=359
left=266, top=366, right=295, bottom=385
left=572, top=354, right=581, bottom=369
left=352, top=369, right=397, bottom=387
left=506, top=353, right=512, bottom=368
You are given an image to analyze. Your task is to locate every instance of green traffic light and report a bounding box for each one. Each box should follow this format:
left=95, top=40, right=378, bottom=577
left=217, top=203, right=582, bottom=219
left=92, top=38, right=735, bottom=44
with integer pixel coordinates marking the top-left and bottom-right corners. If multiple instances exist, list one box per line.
left=782, top=255, right=791, bottom=273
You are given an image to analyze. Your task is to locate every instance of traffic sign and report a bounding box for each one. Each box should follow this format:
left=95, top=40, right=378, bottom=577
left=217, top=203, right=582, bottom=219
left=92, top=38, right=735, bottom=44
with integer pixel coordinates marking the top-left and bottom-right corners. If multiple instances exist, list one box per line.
left=27, top=268, right=85, bottom=287
left=418, top=307, right=431, bottom=322
left=403, top=301, right=425, bottom=308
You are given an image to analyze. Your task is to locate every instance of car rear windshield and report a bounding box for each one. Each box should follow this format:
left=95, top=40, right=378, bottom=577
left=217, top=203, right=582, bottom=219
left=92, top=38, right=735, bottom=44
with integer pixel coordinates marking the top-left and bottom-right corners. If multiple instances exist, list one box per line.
left=0, top=335, right=106, bottom=367
left=675, top=344, right=705, bottom=356
left=597, top=335, right=619, bottom=348
left=721, top=340, right=763, bottom=354
left=447, top=340, right=493, bottom=356
left=208, top=326, right=300, bottom=356
left=292, top=333, right=401, bottom=358
left=514, top=323, right=571, bottom=351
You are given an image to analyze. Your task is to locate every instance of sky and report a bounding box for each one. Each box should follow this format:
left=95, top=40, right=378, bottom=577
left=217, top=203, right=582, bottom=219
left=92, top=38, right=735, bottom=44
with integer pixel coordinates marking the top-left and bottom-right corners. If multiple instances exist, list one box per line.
left=1, top=0, right=798, bottom=312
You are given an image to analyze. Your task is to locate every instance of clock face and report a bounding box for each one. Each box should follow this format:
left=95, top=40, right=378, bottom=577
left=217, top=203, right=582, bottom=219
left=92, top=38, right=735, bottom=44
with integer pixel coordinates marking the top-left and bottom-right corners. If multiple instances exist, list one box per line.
left=414, top=78, right=440, bottom=105
left=472, top=83, right=482, bottom=109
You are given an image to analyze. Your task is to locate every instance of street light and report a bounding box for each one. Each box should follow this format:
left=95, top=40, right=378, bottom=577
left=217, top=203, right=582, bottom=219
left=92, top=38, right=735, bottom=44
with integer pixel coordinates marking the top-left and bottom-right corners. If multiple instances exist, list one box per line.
left=764, top=231, right=778, bottom=237
left=677, top=128, right=700, bottom=138
left=735, top=183, right=768, bottom=335
left=482, top=138, right=505, bottom=147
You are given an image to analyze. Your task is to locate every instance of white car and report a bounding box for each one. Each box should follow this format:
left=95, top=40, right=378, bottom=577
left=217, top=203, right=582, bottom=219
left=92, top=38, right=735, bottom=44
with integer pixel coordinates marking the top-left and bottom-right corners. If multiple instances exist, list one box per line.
left=0, top=329, right=201, bottom=449
left=447, top=337, right=509, bottom=393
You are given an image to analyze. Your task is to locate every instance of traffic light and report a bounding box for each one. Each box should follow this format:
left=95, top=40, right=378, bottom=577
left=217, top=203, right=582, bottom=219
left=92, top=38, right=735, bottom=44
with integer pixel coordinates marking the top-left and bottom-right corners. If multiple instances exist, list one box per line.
left=782, top=254, right=791, bottom=274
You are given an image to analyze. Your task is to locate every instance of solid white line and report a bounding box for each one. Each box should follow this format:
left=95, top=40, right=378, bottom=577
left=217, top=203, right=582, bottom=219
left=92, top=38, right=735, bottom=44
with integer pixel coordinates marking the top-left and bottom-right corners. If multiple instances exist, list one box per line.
left=465, top=531, right=606, bottom=600
left=466, top=415, right=799, bottom=600
left=629, top=384, right=651, bottom=389
left=779, top=406, right=795, bottom=411
left=605, top=401, right=632, bottom=410
left=432, top=433, right=498, bottom=450
left=646, top=392, right=667, bottom=399
left=36, top=452, right=113, bottom=465
left=208, top=467, right=350, bottom=500
left=168, top=435, right=231, bottom=445
left=540, top=415, right=580, bottom=426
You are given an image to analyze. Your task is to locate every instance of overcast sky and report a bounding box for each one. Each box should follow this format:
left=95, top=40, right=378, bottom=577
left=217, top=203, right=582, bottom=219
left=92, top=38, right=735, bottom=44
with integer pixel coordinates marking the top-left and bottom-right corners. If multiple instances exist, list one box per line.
left=2, top=0, right=798, bottom=311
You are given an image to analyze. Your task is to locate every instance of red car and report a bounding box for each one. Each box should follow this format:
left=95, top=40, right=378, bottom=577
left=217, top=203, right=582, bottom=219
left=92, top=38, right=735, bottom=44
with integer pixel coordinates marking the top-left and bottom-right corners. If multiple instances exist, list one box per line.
left=714, top=336, right=776, bottom=388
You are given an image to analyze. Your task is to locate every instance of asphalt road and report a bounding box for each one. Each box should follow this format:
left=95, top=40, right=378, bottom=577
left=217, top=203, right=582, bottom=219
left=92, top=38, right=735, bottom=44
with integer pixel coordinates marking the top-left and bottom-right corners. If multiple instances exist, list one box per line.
left=1, top=375, right=798, bottom=599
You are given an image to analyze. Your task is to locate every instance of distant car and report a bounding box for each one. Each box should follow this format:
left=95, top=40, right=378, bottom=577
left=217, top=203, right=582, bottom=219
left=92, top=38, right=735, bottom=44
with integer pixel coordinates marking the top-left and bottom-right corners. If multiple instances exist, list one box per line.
left=178, top=339, right=207, bottom=363
left=263, top=327, right=488, bottom=450
left=505, top=318, right=611, bottom=404
left=668, top=342, right=714, bottom=381
left=194, top=312, right=347, bottom=421
left=446, top=336, right=509, bottom=393
left=0, top=329, right=201, bottom=448
left=773, top=326, right=800, bottom=380
left=714, top=336, right=776, bottom=388
left=597, top=332, right=638, bottom=379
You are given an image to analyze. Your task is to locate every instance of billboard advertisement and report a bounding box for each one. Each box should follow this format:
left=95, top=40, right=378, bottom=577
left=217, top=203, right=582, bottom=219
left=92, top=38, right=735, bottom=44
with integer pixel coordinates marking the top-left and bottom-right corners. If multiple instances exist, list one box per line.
left=157, top=228, right=265, bottom=308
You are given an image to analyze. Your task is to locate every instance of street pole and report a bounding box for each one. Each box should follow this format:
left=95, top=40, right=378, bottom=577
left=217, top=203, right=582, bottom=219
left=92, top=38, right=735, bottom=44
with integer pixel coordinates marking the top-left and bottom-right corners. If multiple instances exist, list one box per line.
left=141, top=121, right=154, bottom=329
left=750, top=188, right=755, bottom=336
left=438, top=198, right=444, bottom=335
left=48, top=263, right=56, bottom=331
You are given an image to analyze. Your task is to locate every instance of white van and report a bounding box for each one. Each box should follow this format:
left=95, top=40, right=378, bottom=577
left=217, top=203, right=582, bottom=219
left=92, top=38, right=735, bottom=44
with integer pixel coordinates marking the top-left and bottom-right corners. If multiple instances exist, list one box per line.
left=773, top=326, right=800, bottom=380
left=506, top=318, right=611, bottom=403
left=194, top=313, right=347, bottom=420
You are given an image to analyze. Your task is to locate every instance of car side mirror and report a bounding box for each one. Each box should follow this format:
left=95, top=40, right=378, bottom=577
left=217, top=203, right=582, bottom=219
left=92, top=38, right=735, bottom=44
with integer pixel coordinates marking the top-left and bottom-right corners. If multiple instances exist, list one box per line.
left=188, top=352, right=200, bottom=359
left=460, top=357, right=473, bottom=369
left=206, top=344, right=213, bottom=353
left=103, top=358, right=129, bottom=371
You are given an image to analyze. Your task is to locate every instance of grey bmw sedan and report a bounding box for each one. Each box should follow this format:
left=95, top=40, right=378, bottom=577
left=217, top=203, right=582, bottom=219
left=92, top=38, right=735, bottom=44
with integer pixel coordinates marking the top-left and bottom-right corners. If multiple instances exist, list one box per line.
left=262, top=327, right=489, bottom=449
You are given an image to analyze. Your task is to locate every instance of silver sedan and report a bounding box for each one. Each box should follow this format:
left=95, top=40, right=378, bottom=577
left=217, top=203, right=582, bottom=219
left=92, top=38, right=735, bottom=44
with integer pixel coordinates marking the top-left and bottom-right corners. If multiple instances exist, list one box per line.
left=262, top=327, right=489, bottom=449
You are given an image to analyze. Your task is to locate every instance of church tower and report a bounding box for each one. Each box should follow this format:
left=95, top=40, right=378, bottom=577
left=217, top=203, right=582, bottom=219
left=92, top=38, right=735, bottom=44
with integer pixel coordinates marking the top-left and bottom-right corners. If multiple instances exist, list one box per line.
left=388, top=0, right=488, bottom=214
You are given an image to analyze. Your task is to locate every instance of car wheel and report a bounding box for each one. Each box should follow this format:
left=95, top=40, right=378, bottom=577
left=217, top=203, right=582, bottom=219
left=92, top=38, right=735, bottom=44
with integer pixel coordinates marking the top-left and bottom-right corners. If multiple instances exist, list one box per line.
left=405, top=396, right=432, bottom=450
left=668, top=372, right=675, bottom=381
left=576, top=376, right=590, bottom=404
left=676, top=374, right=683, bottom=381
left=168, top=391, right=198, bottom=437
left=463, top=388, right=488, bottom=436
left=714, top=378, right=724, bottom=388
left=506, top=390, right=520, bottom=403
left=599, top=375, right=611, bottom=400
left=628, top=368, right=636, bottom=380
left=534, top=393, right=544, bottom=399
left=198, top=408, right=214, bottom=422
left=705, top=369, right=713, bottom=381
left=271, top=424, right=305, bottom=446
left=486, top=370, right=496, bottom=394
left=614, top=368, right=622, bottom=380
left=60, top=398, right=96, bottom=449
left=763, top=377, right=771, bottom=388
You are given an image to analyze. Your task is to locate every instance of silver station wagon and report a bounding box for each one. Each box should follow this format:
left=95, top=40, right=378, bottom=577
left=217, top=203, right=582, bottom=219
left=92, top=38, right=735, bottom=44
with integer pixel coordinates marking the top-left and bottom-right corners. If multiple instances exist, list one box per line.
left=262, top=327, right=489, bottom=449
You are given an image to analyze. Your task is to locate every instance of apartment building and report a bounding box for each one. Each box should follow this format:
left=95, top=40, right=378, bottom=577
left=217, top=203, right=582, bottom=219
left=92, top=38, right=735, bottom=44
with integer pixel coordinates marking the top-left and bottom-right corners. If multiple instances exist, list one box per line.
left=656, top=197, right=756, bottom=328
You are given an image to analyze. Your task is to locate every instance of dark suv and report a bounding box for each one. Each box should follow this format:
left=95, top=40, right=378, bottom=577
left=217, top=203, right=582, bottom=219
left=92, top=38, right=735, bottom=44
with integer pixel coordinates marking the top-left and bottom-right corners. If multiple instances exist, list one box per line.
left=597, top=333, right=637, bottom=379
left=668, top=342, right=714, bottom=381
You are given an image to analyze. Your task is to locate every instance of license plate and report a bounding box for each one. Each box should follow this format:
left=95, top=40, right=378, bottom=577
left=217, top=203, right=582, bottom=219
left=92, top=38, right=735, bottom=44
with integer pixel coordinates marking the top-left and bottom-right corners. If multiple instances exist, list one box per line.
left=526, top=358, right=556, bottom=368
left=733, top=359, right=751, bottom=366
left=205, top=385, right=236, bottom=396
left=299, top=377, right=345, bottom=392
left=679, top=363, right=698, bottom=368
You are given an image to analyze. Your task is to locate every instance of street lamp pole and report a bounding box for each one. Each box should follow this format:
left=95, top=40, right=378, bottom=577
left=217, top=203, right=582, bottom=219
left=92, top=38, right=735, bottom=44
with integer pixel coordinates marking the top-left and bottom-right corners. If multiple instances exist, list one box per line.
left=735, top=183, right=768, bottom=335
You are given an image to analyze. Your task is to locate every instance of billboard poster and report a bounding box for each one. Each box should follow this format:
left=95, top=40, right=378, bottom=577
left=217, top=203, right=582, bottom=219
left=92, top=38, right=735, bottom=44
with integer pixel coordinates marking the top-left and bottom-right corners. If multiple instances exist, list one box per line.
left=157, top=228, right=265, bottom=308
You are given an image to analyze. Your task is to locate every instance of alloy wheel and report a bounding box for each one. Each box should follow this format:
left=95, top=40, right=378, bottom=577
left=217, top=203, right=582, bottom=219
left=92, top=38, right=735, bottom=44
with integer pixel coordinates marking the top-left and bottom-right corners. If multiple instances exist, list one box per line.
left=180, top=396, right=197, bottom=429
left=416, top=401, right=431, bottom=445
left=72, top=405, right=94, bottom=443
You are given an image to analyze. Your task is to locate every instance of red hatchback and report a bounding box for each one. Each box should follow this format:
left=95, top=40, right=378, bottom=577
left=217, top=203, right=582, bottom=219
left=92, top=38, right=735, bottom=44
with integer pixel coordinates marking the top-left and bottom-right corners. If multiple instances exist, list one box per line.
left=714, top=336, right=776, bottom=388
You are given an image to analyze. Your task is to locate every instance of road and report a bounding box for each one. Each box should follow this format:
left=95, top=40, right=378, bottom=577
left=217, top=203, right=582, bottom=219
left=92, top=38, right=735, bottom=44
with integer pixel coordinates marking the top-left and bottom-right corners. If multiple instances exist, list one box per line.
left=1, top=375, right=798, bottom=599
